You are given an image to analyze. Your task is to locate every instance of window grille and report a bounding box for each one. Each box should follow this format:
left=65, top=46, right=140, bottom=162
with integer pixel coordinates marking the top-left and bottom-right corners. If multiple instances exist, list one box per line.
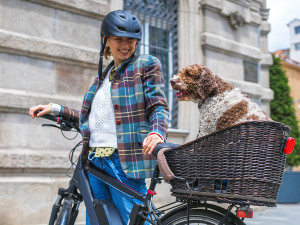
left=124, top=0, right=179, bottom=128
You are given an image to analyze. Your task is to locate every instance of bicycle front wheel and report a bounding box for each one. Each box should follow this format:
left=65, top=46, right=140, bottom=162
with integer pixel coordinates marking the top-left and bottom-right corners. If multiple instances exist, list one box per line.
left=162, top=209, right=245, bottom=225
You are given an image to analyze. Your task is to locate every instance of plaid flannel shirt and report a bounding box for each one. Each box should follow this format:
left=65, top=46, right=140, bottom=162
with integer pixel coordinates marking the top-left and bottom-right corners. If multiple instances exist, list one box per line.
left=57, top=54, right=169, bottom=179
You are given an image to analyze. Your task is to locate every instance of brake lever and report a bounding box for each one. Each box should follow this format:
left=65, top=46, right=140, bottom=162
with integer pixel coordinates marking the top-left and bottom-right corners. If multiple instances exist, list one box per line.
left=42, top=123, right=72, bottom=131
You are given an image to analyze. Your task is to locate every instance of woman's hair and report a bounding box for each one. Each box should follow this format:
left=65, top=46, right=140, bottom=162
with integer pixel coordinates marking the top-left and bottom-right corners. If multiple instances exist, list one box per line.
left=104, top=46, right=111, bottom=59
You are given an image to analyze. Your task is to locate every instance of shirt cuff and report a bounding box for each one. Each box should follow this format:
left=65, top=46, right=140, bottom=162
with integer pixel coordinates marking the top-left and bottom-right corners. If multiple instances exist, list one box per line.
left=50, top=103, right=61, bottom=116
left=148, top=132, right=164, bottom=142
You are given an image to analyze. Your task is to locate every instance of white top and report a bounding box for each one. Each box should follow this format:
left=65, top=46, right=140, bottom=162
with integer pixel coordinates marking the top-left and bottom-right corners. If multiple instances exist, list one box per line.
left=88, top=71, right=118, bottom=148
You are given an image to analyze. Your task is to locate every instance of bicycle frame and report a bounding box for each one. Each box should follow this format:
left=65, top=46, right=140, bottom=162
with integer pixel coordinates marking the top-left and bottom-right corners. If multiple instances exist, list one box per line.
left=50, top=153, right=165, bottom=225
left=74, top=156, right=125, bottom=225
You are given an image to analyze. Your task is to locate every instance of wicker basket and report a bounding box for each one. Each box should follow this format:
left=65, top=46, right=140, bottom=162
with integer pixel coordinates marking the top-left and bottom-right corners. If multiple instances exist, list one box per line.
left=164, top=121, right=291, bottom=207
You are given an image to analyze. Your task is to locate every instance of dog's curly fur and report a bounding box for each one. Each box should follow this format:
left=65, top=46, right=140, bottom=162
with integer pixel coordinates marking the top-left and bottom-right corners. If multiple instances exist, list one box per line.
left=170, top=64, right=271, bottom=137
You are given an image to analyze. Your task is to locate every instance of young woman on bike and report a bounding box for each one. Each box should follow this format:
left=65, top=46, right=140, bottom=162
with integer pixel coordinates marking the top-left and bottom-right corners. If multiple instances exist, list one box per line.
left=29, top=10, right=169, bottom=225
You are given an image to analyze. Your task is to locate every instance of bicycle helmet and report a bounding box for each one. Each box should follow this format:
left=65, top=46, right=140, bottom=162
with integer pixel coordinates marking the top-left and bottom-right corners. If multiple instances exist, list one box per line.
left=97, top=10, right=142, bottom=83
left=101, top=10, right=142, bottom=40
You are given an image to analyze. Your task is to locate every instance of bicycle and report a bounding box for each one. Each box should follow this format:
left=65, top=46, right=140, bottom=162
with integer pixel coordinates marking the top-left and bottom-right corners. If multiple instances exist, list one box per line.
left=37, top=112, right=254, bottom=225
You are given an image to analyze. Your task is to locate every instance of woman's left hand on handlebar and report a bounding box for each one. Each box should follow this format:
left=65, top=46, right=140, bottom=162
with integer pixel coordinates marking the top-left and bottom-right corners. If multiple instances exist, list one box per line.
left=29, top=104, right=52, bottom=118
left=142, top=134, right=163, bottom=155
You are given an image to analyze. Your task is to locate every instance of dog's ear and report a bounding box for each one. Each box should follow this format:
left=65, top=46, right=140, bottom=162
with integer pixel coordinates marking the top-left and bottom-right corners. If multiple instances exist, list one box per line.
left=182, top=64, right=205, bottom=78
left=195, top=65, right=218, bottom=101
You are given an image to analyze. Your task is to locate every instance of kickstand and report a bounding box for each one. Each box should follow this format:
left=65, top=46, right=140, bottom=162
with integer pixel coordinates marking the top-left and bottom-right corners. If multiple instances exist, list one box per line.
left=218, top=204, right=234, bottom=225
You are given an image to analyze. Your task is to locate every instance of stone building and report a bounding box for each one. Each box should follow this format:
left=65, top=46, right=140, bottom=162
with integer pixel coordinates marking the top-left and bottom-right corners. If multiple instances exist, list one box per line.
left=0, top=0, right=272, bottom=224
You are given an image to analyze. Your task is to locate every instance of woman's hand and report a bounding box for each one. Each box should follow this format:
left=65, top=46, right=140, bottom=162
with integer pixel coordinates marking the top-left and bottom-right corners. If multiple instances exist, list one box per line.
left=142, top=133, right=163, bottom=155
left=29, top=104, right=52, bottom=118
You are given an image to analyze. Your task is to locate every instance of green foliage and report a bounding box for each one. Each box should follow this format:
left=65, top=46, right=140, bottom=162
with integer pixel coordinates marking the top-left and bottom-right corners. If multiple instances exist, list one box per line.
left=269, top=55, right=300, bottom=166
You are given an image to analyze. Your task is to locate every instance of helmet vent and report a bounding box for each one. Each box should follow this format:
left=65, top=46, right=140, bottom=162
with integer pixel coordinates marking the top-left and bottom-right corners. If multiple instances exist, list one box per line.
left=120, top=15, right=126, bottom=19
left=132, top=17, right=136, bottom=20
left=117, top=26, right=126, bottom=31
left=135, top=29, right=141, bottom=33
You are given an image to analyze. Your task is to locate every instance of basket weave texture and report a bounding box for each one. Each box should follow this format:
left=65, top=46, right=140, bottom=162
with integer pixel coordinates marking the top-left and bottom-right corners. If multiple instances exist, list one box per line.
left=164, top=121, right=291, bottom=206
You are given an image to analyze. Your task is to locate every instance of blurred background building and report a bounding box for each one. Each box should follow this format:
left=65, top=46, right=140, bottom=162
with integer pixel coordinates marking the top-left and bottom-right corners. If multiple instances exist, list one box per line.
left=288, top=19, right=300, bottom=62
left=0, top=0, right=272, bottom=224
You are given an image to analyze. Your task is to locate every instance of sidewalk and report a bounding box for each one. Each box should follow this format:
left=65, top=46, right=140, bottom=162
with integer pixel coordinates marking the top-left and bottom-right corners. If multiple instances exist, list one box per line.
left=244, top=203, right=300, bottom=225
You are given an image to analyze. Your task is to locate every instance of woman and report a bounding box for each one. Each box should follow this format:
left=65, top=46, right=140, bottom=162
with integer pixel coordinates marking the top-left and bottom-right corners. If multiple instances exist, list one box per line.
left=29, top=10, right=169, bottom=224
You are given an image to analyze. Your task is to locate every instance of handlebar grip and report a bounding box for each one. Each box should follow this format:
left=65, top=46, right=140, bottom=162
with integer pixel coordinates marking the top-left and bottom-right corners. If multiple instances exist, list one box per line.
left=152, top=143, right=179, bottom=158
left=34, top=110, right=58, bottom=123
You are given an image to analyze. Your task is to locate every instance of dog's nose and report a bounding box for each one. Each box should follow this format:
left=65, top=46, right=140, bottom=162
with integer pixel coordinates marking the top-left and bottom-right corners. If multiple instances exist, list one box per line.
left=170, top=79, right=176, bottom=85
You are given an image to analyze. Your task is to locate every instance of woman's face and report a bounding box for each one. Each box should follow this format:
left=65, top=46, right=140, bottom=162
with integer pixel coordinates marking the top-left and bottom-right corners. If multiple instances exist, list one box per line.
left=106, top=35, right=137, bottom=65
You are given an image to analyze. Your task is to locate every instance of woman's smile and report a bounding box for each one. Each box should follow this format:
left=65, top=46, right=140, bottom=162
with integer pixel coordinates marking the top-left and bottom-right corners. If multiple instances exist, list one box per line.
left=119, top=49, right=130, bottom=56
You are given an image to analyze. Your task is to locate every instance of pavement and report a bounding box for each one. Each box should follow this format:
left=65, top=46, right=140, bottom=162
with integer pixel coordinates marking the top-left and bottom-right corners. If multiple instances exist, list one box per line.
left=243, top=203, right=300, bottom=225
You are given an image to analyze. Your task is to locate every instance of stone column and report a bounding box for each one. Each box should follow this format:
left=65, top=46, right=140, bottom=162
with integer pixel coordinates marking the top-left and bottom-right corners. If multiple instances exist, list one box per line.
left=259, top=2, right=273, bottom=114
left=177, top=0, right=203, bottom=142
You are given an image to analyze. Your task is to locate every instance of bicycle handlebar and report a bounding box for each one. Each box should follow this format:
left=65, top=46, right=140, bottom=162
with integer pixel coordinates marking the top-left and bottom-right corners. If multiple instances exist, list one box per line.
left=34, top=110, right=80, bottom=133
left=152, top=143, right=179, bottom=158
left=38, top=113, right=59, bottom=123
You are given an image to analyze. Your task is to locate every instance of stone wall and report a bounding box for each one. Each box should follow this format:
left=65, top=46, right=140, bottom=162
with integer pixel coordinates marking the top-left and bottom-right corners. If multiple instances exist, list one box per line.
left=0, top=1, right=120, bottom=224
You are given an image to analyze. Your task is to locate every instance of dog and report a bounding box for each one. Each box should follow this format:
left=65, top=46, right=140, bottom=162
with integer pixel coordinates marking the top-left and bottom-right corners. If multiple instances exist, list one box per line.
left=170, top=64, right=271, bottom=137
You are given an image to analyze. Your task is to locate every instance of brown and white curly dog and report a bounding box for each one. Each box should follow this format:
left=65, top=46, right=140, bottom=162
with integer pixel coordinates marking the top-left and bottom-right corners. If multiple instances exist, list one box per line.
left=170, top=64, right=271, bottom=137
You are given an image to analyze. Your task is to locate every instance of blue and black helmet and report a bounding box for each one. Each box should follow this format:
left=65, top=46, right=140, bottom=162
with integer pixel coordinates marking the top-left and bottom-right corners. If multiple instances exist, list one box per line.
left=101, top=10, right=142, bottom=40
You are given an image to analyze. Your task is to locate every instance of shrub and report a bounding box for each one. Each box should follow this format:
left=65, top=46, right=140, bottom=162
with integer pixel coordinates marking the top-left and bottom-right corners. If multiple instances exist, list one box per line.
left=269, top=55, right=300, bottom=166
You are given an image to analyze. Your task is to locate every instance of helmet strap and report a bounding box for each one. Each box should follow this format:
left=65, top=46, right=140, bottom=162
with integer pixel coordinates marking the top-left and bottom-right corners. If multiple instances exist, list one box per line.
left=98, top=36, right=108, bottom=84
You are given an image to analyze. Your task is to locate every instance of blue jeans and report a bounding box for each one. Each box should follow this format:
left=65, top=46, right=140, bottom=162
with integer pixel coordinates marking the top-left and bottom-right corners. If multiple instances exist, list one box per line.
left=86, top=150, right=147, bottom=225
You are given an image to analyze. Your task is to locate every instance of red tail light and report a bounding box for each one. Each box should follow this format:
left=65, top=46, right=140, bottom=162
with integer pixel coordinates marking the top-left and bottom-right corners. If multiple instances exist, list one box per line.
left=236, top=207, right=253, bottom=218
left=284, top=137, right=295, bottom=154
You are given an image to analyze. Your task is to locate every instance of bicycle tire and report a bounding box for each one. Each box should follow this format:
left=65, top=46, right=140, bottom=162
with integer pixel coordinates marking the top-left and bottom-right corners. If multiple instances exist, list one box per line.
left=162, top=209, right=246, bottom=225
left=54, top=198, right=73, bottom=225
